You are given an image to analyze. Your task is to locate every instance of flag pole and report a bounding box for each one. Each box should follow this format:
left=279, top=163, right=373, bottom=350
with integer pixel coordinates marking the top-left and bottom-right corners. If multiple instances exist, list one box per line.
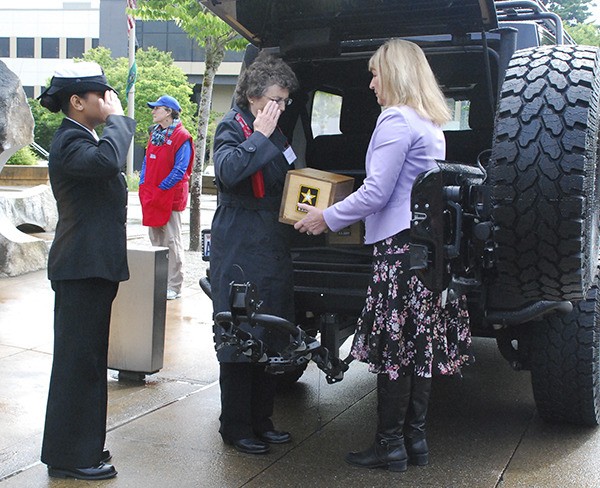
left=126, top=15, right=136, bottom=176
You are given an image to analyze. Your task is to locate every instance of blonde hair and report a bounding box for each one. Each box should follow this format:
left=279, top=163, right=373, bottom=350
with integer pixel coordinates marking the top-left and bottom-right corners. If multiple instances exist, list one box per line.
left=369, top=39, right=450, bottom=126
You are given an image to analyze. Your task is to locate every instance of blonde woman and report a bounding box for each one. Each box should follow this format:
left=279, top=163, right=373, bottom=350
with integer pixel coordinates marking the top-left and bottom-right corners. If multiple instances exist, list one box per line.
left=295, top=39, right=472, bottom=471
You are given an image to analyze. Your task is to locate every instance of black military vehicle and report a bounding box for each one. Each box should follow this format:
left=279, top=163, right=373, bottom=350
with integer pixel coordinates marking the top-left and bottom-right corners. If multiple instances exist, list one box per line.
left=200, top=0, right=600, bottom=426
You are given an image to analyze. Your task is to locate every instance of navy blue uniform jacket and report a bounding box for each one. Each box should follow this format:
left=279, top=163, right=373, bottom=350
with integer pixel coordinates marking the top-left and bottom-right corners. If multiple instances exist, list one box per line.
left=210, top=105, right=295, bottom=362
left=47, top=115, right=136, bottom=282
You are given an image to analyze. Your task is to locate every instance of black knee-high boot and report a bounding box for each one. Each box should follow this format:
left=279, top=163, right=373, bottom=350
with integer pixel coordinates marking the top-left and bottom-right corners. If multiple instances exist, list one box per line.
left=404, top=376, right=432, bottom=466
left=345, top=373, right=411, bottom=472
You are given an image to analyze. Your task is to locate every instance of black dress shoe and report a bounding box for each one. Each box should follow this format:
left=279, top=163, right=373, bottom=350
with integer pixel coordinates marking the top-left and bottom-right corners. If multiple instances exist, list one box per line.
left=101, top=449, right=112, bottom=463
left=258, top=430, right=292, bottom=444
left=48, top=462, right=117, bottom=480
left=226, top=437, right=270, bottom=454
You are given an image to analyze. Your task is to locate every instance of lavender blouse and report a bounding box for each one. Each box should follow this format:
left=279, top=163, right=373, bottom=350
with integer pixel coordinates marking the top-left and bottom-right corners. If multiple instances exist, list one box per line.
left=323, top=105, right=445, bottom=245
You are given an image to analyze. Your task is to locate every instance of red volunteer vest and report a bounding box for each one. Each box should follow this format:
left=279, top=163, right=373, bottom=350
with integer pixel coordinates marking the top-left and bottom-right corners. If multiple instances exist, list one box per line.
left=139, top=123, right=195, bottom=227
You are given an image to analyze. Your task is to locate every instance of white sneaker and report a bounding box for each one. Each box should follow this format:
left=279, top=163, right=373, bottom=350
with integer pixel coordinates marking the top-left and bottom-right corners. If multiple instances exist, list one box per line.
left=166, top=289, right=181, bottom=300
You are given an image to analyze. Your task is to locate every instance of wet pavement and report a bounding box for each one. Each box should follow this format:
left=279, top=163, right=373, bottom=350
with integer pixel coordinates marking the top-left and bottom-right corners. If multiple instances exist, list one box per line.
left=2, top=192, right=600, bottom=487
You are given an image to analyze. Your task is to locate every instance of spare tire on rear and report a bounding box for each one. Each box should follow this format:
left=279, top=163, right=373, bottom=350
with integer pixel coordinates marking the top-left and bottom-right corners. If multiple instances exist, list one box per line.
left=488, top=45, right=600, bottom=308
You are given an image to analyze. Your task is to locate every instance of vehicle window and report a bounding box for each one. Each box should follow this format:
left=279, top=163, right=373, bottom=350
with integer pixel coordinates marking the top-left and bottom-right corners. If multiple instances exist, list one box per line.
left=311, top=91, right=342, bottom=136
left=443, top=98, right=471, bottom=131
left=312, top=92, right=471, bottom=133
left=538, top=25, right=555, bottom=45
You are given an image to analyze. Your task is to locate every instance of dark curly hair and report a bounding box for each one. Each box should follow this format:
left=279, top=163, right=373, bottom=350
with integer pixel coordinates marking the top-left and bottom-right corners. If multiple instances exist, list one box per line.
left=39, top=90, right=103, bottom=115
left=39, top=92, right=70, bottom=114
left=235, top=52, right=299, bottom=109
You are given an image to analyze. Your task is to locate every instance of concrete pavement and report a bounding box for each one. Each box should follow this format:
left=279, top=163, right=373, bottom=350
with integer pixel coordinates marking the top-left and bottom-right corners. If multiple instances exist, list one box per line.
left=2, top=193, right=600, bottom=487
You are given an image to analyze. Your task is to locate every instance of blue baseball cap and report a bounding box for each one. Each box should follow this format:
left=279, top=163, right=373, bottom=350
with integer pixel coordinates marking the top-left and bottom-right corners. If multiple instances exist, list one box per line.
left=147, top=95, right=181, bottom=112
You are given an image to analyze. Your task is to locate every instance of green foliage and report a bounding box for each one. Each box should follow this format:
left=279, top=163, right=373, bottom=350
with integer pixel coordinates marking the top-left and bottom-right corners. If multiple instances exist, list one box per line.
left=29, top=46, right=197, bottom=151
left=566, top=22, right=600, bottom=45
left=133, top=0, right=246, bottom=50
left=6, top=146, right=39, bottom=166
left=125, top=171, right=140, bottom=191
left=28, top=98, right=62, bottom=152
left=82, top=46, right=197, bottom=146
left=545, top=0, right=593, bottom=25
left=81, top=45, right=118, bottom=71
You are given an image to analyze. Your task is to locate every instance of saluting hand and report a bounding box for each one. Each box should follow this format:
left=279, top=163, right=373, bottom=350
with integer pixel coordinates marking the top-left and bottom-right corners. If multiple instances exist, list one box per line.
left=253, top=100, right=281, bottom=138
left=99, top=90, right=124, bottom=119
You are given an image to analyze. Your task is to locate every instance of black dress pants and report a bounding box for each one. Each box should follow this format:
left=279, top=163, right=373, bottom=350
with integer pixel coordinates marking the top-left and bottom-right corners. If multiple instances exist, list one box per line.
left=41, top=278, right=119, bottom=468
left=218, top=362, right=277, bottom=441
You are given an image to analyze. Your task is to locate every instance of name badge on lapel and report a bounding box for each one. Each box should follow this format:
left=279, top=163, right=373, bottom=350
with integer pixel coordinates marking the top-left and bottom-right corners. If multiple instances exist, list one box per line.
left=283, top=146, right=297, bottom=165
left=167, top=140, right=173, bottom=145
left=150, top=154, right=157, bottom=159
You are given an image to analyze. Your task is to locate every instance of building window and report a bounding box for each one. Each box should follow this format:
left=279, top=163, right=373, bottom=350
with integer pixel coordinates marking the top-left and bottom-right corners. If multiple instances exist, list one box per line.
left=191, top=44, right=205, bottom=62
left=23, top=86, right=34, bottom=98
left=224, top=50, right=244, bottom=62
left=443, top=98, right=471, bottom=131
left=42, top=38, right=60, bottom=59
left=142, top=33, right=167, bottom=52
left=92, top=38, right=99, bottom=49
left=17, top=38, right=34, bottom=58
left=66, top=38, right=85, bottom=58
left=167, top=33, right=192, bottom=61
left=136, top=20, right=167, bottom=51
left=141, top=20, right=168, bottom=33
left=0, top=38, right=9, bottom=57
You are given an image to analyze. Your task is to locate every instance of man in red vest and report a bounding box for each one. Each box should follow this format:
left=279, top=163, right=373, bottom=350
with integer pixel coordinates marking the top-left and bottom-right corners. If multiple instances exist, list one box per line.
left=139, top=95, right=195, bottom=300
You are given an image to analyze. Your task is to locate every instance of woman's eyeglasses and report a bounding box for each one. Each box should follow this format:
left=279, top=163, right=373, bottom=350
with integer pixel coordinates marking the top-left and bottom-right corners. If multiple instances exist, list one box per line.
left=267, top=96, right=293, bottom=107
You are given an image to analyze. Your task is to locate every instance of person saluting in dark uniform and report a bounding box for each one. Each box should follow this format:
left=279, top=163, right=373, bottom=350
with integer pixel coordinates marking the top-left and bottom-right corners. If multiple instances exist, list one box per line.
left=38, top=62, right=136, bottom=481
left=210, top=52, right=299, bottom=455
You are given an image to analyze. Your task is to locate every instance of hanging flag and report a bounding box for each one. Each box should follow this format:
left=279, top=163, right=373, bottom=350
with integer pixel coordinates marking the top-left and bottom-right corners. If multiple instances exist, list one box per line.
left=126, top=60, right=137, bottom=98
left=127, top=0, right=137, bottom=34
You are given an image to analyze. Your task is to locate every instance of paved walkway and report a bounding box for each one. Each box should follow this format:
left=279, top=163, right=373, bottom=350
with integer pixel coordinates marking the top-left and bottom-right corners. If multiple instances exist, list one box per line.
left=3, top=192, right=600, bottom=487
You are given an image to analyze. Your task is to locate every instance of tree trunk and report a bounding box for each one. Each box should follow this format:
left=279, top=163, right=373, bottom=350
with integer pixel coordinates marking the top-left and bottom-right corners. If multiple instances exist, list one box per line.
left=188, top=37, right=225, bottom=251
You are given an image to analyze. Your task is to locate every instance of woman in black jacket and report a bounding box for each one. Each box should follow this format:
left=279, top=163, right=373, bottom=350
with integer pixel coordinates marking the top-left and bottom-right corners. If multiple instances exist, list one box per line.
left=38, top=62, right=135, bottom=480
left=210, top=52, right=298, bottom=455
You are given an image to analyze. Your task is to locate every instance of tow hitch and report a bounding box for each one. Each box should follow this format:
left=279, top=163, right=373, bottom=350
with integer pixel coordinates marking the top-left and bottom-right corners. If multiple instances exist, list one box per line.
left=214, top=281, right=350, bottom=384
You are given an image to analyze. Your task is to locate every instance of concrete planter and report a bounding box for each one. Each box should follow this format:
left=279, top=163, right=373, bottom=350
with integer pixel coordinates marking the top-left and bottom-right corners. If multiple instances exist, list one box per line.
left=0, top=165, right=49, bottom=186
left=201, top=173, right=217, bottom=195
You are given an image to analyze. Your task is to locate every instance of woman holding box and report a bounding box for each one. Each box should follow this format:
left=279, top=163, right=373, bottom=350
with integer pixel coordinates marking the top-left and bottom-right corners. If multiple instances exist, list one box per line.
left=295, top=39, right=472, bottom=472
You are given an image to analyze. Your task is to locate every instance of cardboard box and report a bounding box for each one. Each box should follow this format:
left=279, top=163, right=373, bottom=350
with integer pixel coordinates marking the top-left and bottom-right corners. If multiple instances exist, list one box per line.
left=279, top=168, right=354, bottom=225
left=326, top=221, right=364, bottom=246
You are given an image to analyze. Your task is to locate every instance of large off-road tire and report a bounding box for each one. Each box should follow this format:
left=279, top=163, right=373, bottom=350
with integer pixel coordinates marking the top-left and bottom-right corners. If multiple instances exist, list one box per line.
left=489, top=45, right=600, bottom=307
left=529, top=278, right=600, bottom=426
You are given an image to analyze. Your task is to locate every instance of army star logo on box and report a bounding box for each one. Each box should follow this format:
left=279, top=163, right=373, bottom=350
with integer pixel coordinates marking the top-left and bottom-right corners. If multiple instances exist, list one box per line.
left=279, top=168, right=354, bottom=225
left=297, top=186, right=319, bottom=211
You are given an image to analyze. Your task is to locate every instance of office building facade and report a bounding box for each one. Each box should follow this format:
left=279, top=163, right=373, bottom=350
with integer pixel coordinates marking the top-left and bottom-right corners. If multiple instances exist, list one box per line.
left=0, top=0, right=241, bottom=112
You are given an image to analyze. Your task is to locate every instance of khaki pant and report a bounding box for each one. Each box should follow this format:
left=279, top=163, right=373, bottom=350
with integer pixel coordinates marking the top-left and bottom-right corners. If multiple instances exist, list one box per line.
left=148, top=210, right=184, bottom=293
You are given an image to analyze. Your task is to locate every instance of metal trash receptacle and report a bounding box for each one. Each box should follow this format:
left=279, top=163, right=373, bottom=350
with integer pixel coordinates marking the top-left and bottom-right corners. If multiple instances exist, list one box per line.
left=108, top=244, right=168, bottom=380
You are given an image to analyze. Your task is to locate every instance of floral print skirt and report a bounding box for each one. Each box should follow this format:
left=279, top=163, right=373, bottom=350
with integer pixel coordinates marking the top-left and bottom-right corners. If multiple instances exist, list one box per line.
left=351, top=230, right=473, bottom=379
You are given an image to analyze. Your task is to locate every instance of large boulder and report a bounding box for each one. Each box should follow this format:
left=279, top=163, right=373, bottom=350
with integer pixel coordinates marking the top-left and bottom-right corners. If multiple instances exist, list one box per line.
left=0, top=60, right=34, bottom=171
left=0, top=185, right=56, bottom=277
left=0, top=214, right=48, bottom=277
left=0, top=62, right=48, bottom=277
left=0, top=185, right=57, bottom=231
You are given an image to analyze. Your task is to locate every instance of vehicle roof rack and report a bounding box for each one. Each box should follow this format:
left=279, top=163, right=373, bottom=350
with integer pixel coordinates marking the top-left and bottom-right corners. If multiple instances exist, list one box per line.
left=494, top=0, right=570, bottom=44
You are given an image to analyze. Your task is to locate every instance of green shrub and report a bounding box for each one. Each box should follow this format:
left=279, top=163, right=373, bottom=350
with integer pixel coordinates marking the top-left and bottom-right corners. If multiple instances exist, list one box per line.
left=6, top=147, right=39, bottom=166
left=125, top=171, right=140, bottom=191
